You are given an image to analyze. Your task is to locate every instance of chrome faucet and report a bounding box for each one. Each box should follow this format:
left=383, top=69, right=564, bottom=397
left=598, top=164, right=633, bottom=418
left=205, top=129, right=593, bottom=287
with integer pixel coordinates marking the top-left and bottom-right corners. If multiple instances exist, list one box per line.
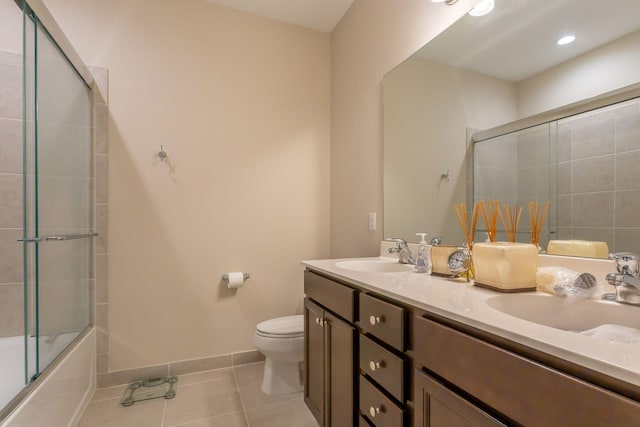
left=385, top=238, right=416, bottom=265
left=606, top=252, right=640, bottom=305
left=430, top=236, right=443, bottom=246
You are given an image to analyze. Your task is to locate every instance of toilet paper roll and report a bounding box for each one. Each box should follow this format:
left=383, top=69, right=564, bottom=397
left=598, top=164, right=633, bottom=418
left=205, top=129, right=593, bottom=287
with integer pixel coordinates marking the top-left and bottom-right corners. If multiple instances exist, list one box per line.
left=226, top=272, right=245, bottom=288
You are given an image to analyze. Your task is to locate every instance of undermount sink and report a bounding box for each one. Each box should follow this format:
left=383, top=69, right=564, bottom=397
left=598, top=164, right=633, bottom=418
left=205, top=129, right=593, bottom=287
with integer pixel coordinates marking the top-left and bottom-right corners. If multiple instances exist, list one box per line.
left=335, top=259, right=413, bottom=273
left=486, top=293, right=640, bottom=332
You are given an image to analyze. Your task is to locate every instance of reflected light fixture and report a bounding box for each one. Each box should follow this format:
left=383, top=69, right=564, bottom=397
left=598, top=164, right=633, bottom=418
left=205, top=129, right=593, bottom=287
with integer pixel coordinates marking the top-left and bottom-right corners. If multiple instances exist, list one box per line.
left=468, top=0, right=494, bottom=16
left=557, top=35, right=576, bottom=46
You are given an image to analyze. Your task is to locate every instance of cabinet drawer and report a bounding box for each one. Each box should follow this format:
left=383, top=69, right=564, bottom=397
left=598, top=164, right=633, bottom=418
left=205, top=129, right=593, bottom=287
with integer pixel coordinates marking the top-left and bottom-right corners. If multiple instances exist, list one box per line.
left=304, top=270, right=356, bottom=322
left=359, top=293, right=406, bottom=351
left=359, top=376, right=405, bottom=427
left=413, top=315, right=640, bottom=427
left=360, top=334, right=407, bottom=402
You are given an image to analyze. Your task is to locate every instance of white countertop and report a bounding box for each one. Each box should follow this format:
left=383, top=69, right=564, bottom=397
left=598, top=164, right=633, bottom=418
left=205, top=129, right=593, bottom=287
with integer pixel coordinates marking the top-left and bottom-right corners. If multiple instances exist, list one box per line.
left=301, top=256, right=640, bottom=390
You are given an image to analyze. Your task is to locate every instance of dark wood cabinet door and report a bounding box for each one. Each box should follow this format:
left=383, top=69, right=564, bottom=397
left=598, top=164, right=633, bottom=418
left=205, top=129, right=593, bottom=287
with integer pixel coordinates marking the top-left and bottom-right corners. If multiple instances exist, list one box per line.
left=304, top=298, right=325, bottom=426
left=414, top=315, right=640, bottom=426
left=326, top=310, right=357, bottom=427
left=414, top=369, right=506, bottom=427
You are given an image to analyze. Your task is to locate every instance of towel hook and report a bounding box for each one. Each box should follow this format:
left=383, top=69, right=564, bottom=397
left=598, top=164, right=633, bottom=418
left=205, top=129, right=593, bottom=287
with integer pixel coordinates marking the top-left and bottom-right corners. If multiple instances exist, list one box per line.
left=158, top=145, right=167, bottom=162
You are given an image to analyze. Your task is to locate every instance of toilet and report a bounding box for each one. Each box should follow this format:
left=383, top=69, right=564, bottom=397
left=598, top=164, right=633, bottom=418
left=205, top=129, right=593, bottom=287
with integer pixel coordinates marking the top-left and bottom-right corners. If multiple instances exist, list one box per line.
left=253, top=315, right=304, bottom=395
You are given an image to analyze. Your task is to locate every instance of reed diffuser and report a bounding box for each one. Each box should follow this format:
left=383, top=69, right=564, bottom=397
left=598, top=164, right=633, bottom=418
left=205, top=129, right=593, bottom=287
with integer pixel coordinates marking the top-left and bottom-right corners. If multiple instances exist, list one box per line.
left=477, top=199, right=501, bottom=242
left=498, top=204, right=522, bottom=243
left=529, top=201, right=549, bottom=248
left=454, top=202, right=480, bottom=250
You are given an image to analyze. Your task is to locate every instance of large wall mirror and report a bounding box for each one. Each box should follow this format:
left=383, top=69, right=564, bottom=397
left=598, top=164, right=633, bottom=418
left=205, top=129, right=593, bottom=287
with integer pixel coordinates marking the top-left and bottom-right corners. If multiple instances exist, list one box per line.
left=383, top=0, right=640, bottom=257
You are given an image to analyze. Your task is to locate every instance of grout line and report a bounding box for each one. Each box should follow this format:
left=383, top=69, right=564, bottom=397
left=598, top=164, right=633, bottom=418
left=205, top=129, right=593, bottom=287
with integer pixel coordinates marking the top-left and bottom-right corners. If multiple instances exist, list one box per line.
left=172, top=367, right=235, bottom=387
left=90, top=395, right=122, bottom=403
left=232, top=366, right=251, bottom=427
left=90, top=385, right=127, bottom=403
left=163, top=411, right=245, bottom=427
left=161, top=398, right=167, bottom=427
left=246, top=393, right=304, bottom=410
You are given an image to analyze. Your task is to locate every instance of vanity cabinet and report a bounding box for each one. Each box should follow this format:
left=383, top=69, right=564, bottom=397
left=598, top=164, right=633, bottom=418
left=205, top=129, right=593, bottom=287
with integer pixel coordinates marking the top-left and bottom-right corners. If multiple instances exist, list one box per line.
left=414, top=369, right=505, bottom=427
left=304, top=263, right=640, bottom=427
left=412, top=313, right=640, bottom=427
left=304, top=271, right=357, bottom=427
left=358, top=292, right=409, bottom=426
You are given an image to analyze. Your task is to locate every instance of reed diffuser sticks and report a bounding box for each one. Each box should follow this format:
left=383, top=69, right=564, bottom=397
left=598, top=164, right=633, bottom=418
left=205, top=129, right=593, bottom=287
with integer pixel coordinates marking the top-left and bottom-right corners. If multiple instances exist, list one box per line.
left=477, top=199, right=501, bottom=242
left=529, top=201, right=549, bottom=247
left=498, top=204, right=522, bottom=243
left=454, top=203, right=480, bottom=250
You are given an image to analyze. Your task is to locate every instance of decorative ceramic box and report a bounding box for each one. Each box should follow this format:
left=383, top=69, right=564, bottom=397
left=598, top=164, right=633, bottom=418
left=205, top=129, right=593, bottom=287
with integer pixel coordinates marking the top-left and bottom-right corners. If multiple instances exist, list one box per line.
left=546, top=240, right=609, bottom=259
left=472, top=242, right=538, bottom=292
left=430, top=246, right=460, bottom=277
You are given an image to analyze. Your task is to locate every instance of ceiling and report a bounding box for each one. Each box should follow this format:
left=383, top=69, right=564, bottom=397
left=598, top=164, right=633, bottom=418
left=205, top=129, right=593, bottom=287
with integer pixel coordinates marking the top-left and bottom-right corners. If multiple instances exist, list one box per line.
left=203, top=0, right=354, bottom=32
left=417, top=0, right=640, bottom=82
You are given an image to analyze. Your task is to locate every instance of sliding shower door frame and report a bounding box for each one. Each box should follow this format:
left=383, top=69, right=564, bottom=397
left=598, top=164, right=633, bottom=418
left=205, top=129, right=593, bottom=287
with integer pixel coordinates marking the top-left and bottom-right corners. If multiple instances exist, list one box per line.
left=1, top=0, right=96, bottom=423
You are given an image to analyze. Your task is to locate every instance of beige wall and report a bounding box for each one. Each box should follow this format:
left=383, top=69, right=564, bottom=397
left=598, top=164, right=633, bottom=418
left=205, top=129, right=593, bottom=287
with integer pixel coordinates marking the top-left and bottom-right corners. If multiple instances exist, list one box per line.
left=384, top=56, right=517, bottom=244
left=517, top=30, right=640, bottom=118
left=0, top=1, right=22, bottom=53
left=43, top=0, right=330, bottom=371
left=330, top=0, right=479, bottom=258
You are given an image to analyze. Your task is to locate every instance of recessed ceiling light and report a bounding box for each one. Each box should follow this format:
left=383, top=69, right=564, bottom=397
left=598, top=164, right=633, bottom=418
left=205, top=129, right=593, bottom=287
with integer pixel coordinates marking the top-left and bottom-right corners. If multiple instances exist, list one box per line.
left=557, top=35, right=576, bottom=46
left=468, top=0, right=494, bottom=16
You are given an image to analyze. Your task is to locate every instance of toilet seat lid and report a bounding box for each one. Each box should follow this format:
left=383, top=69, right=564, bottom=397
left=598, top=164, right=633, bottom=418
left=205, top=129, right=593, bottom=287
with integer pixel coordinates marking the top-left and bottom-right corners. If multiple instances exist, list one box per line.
left=256, top=315, right=304, bottom=337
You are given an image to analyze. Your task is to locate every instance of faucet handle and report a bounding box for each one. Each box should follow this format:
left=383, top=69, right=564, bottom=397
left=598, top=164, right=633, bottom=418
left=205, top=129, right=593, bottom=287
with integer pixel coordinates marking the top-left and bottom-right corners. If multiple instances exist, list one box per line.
left=609, top=252, right=640, bottom=276
left=430, top=236, right=443, bottom=246
left=385, top=237, right=407, bottom=247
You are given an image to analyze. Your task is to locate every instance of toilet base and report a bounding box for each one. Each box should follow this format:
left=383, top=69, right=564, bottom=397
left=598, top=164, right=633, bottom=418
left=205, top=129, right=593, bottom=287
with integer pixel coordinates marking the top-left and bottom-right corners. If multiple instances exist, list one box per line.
left=261, top=359, right=303, bottom=395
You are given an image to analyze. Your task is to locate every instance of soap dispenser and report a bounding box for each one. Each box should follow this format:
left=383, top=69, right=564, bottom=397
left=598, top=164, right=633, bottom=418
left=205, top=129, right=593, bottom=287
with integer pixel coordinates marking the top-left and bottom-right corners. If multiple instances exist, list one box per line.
left=415, top=233, right=431, bottom=274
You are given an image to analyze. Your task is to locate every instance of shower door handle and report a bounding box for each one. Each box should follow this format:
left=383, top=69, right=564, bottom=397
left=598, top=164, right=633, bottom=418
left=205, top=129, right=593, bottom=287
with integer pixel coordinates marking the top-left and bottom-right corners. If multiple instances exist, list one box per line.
left=18, top=232, right=98, bottom=243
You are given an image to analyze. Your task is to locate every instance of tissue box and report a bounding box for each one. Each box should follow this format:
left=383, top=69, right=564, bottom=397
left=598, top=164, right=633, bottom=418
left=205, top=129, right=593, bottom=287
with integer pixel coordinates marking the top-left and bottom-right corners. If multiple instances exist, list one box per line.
left=546, top=240, right=609, bottom=259
left=472, top=242, right=538, bottom=292
left=430, top=246, right=460, bottom=276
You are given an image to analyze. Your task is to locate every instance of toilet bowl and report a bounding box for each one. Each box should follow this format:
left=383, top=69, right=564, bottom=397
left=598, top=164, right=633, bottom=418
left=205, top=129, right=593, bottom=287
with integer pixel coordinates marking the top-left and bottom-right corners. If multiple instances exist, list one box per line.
left=253, top=315, right=304, bottom=395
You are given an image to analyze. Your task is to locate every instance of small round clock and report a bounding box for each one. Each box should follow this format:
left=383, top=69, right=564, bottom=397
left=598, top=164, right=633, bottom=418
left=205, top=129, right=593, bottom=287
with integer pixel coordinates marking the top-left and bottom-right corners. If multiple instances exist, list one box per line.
left=447, top=248, right=472, bottom=276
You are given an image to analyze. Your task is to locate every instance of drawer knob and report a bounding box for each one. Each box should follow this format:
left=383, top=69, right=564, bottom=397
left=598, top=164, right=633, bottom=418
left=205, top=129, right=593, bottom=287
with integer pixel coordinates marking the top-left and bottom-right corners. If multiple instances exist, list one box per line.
left=369, top=360, right=384, bottom=371
left=369, top=315, right=382, bottom=326
left=315, top=317, right=324, bottom=327
left=369, top=406, right=383, bottom=418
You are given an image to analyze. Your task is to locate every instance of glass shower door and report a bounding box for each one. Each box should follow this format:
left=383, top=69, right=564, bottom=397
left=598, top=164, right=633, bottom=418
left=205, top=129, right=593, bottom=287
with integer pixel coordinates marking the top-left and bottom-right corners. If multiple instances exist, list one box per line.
left=23, top=13, right=93, bottom=376
left=473, top=122, right=555, bottom=247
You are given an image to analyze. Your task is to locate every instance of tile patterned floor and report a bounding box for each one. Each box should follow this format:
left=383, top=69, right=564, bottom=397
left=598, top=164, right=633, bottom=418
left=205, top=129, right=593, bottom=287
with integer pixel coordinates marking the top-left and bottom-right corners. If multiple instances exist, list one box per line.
left=77, top=362, right=318, bottom=427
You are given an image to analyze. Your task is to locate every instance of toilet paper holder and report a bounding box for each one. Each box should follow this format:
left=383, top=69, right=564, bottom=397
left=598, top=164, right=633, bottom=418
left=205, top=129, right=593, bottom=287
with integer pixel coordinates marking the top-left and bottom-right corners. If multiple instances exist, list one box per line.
left=222, top=272, right=251, bottom=281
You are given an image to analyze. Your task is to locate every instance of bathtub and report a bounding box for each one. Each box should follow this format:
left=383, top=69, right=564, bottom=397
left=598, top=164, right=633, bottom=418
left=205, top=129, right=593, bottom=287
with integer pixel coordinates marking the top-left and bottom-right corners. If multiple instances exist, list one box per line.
left=0, top=329, right=95, bottom=427
left=0, top=336, right=29, bottom=415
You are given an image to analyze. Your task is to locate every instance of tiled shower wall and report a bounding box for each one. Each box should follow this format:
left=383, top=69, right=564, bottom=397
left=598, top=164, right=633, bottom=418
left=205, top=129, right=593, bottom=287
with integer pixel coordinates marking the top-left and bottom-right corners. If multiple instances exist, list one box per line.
left=90, top=66, right=109, bottom=375
left=0, top=51, right=24, bottom=339
left=474, top=125, right=554, bottom=247
left=0, top=49, right=109, bottom=358
left=474, top=132, right=518, bottom=207
left=516, top=124, right=554, bottom=250
left=557, top=98, right=640, bottom=254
